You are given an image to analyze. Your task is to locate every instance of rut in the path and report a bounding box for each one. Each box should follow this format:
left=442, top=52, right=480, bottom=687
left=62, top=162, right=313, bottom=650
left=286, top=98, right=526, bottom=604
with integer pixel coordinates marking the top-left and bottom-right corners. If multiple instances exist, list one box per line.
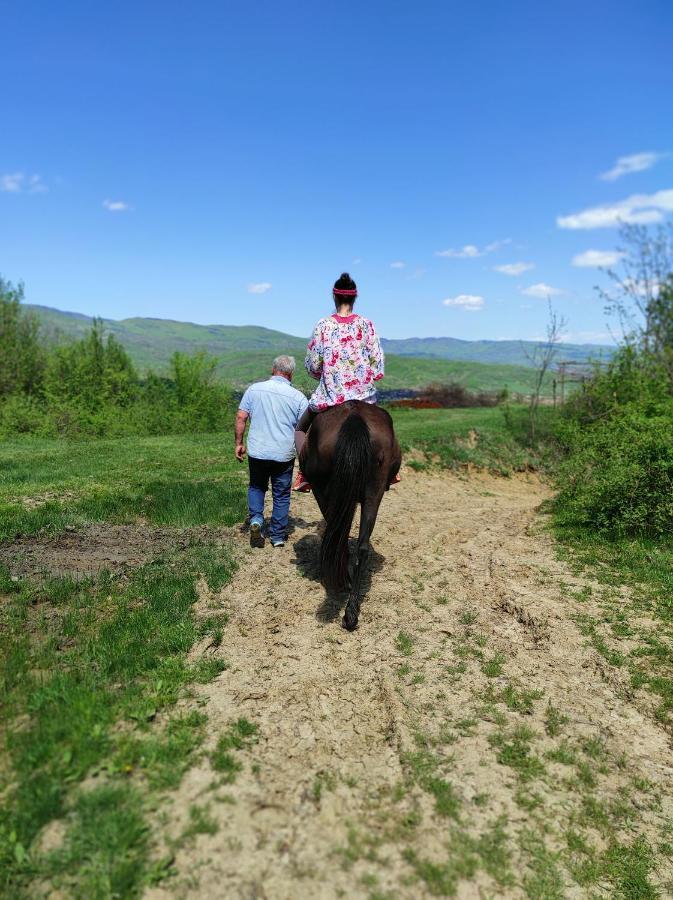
left=147, top=470, right=673, bottom=900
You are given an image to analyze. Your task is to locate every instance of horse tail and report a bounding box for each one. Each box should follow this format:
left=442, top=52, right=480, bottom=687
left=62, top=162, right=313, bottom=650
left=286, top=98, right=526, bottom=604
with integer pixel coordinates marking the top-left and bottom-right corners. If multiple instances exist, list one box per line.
left=320, top=412, right=372, bottom=592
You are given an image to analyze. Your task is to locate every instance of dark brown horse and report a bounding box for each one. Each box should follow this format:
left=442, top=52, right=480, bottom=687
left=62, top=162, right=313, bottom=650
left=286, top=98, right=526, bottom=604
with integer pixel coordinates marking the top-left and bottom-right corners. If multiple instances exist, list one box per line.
left=301, top=400, right=401, bottom=630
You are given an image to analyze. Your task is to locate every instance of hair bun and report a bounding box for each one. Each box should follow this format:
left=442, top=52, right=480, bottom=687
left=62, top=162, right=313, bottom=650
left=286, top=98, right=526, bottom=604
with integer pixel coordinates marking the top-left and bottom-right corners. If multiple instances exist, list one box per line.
left=340, top=272, right=350, bottom=280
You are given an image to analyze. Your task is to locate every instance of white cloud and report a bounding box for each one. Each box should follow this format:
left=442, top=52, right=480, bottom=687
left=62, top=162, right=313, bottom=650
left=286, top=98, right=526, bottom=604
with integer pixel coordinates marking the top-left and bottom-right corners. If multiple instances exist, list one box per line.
left=435, top=238, right=510, bottom=258
left=352, top=258, right=362, bottom=265
left=442, top=294, right=484, bottom=311
left=557, top=189, right=673, bottom=229
left=0, top=172, right=23, bottom=192
left=103, top=199, right=130, bottom=212
left=1, top=172, right=47, bottom=193
left=436, top=244, right=480, bottom=258
left=621, top=276, right=661, bottom=298
left=600, top=152, right=664, bottom=182
left=493, top=261, right=534, bottom=276
left=572, top=249, right=624, bottom=268
left=247, top=282, right=272, bottom=294
left=390, top=261, right=405, bottom=269
left=484, top=239, right=511, bottom=253
left=521, top=282, right=565, bottom=299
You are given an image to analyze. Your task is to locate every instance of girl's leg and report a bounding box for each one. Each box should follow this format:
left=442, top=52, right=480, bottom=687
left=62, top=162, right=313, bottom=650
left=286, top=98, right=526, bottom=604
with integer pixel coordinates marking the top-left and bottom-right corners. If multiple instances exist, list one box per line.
left=293, top=408, right=316, bottom=492
left=294, top=407, right=315, bottom=458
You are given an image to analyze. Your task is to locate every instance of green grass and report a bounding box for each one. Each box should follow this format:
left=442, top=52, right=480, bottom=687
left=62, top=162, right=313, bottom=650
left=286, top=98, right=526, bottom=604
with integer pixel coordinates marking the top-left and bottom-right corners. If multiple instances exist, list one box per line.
left=481, top=651, right=507, bottom=678
left=0, top=543, right=236, bottom=897
left=488, top=726, right=546, bottom=782
left=405, top=818, right=513, bottom=896
left=0, top=433, right=247, bottom=540
left=519, top=831, right=565, bottom=899
left=389, top=405, right=554, bottom=474
left=210, top=719, right=259, bottom=783
left=182, top=804, right=219, bottom=841
left=45, top=785, right=150, bottom=899
left=396, top=631, right=415, bottom=656
left=554, top=522, right=673, bottom=727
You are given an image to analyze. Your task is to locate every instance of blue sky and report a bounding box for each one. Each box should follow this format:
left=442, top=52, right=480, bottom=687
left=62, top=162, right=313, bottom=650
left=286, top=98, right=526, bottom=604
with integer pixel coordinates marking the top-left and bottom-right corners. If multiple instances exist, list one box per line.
left=2, top=1, right=672, bottom=342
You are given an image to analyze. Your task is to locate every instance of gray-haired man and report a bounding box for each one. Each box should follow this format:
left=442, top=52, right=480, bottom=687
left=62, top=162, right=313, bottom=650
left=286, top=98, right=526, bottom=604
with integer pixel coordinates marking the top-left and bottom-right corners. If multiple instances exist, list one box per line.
left=235, top=355, right=309, bottom=548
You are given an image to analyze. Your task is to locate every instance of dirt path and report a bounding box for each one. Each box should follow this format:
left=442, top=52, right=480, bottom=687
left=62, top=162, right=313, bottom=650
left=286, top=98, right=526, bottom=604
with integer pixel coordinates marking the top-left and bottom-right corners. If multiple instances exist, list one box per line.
left=147, top=469, right=673, bottom=899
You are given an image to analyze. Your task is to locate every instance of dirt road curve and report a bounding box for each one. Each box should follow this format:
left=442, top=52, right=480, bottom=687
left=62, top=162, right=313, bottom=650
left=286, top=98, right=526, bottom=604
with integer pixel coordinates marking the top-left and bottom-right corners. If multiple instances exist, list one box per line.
left=147, top=469, right=673, bottom=899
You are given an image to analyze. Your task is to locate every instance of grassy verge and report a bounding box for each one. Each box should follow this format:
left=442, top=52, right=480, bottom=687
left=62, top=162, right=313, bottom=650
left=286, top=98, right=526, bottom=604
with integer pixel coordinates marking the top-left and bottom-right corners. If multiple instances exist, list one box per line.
left=389, top=405, right=555, bottom=475
left=0, top=435, right=254, bottom=897
left=0, top=545, right=236, bottom=897
left=553, top=523, right=673, bottom=729
left=0, top=434, right=247, bottom=541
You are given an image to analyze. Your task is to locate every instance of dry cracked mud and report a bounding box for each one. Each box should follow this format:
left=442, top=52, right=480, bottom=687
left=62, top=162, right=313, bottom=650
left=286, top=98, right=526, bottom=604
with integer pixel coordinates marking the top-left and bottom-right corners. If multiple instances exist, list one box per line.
left=143, top=469, right=673, bottom=899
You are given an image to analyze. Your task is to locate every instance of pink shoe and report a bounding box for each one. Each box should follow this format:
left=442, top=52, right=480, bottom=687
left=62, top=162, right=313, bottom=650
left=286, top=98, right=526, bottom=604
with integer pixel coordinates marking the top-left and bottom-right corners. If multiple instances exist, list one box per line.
left=390, top=473, right=401, bottom=485
left=293, top=471, right=312, bottom=493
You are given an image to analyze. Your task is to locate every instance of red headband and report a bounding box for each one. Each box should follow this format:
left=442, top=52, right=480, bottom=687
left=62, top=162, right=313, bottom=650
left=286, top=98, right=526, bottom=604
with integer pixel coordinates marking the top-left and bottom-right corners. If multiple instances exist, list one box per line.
left=333, top=288, right=357, bottom=296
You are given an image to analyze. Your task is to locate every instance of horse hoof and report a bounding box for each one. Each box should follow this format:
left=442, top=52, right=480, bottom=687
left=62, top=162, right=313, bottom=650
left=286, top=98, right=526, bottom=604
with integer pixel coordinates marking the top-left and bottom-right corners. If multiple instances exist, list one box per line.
left=342, top=613, right=358, bottom=632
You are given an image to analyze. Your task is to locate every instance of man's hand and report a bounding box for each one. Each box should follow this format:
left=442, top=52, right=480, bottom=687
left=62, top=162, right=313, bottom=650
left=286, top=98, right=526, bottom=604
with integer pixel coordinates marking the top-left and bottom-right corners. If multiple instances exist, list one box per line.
left=235, top=442, right=246, bottom=461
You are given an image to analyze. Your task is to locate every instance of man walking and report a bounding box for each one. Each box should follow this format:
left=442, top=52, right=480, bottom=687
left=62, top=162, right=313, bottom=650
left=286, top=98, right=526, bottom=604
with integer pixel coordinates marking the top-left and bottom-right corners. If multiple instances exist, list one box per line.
left=235, top=355, right=308, bottom=548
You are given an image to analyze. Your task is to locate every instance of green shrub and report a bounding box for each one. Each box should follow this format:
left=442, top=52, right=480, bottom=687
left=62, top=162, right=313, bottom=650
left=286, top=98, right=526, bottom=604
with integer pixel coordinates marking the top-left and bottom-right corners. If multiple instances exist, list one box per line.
left=555, top=404, right=673, bottom=536
left=0, top=278, right=237, bottom=438
left=44, top=319, right=139, bottom=412
left=0, top=277, right=46, bottom=399
left=564, top=346, right=671, bottom=425
left=0, top=394, right=52, bottom=436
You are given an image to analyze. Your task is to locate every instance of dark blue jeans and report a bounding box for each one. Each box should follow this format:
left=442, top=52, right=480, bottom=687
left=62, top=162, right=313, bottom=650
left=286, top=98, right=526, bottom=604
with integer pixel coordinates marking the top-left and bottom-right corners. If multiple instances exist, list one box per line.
left=247, top=457, right=294, bottom=542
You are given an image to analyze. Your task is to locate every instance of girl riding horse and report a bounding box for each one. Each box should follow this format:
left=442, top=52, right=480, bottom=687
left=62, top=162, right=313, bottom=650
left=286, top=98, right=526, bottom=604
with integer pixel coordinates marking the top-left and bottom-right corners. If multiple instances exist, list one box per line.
left=293, top=272, right=400, bottom=490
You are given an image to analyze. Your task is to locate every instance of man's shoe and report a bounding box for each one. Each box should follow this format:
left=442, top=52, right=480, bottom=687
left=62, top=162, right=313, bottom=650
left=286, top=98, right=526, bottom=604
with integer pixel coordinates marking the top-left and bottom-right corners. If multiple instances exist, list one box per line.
left=249, top=520, right=265, bottom=548
left=271, top=539, right=285, bottom=548
left=293, top=471, right=312, bottom=493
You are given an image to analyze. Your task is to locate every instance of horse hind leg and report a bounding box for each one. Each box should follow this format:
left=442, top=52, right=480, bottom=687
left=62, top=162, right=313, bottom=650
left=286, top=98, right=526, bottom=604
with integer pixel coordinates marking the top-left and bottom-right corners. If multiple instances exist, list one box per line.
left=343, top=495, right=381, bottom=631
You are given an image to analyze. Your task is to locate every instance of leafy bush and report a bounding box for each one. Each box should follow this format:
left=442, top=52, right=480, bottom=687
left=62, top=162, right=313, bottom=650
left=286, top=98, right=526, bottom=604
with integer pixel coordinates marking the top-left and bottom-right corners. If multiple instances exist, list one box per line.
left=0, top=277, right=46, bottom=398
left=44, top=320, right=138, bottom=413
left=0, top=394, right=52, bottom=435
left=564, top=345, right=671, bottom=425
left=555, top=404, right=673, bottom=536
left=0, top=277, right=236, bottom=438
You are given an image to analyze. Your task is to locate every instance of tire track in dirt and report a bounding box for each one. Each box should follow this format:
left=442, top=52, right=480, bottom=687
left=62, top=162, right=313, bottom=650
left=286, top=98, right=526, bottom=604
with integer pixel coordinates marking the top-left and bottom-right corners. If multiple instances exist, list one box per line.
left=147, top=469, right=673, bottom=899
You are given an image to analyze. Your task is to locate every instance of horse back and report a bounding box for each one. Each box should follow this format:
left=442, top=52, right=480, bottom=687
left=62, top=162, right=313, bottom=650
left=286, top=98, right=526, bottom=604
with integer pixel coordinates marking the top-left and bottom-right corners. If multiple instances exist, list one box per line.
left=306, top=401, right=400, bottom=484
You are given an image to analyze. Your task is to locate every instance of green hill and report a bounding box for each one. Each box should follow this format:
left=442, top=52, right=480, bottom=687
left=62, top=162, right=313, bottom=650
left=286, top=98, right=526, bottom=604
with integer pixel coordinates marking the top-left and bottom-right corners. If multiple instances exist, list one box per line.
left=27, top=304, right=598, bottom=395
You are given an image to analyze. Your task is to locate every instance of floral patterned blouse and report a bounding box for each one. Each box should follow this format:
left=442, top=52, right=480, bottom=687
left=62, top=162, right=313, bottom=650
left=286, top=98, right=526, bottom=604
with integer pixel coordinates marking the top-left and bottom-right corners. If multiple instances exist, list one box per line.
left=305, top=313, right=385, bottom=411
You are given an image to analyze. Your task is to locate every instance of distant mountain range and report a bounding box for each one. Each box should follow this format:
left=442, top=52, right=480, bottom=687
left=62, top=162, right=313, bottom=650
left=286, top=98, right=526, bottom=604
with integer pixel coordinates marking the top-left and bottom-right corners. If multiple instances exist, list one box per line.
left=379, top=335, right=611, bottom=366
left=25, top=304, right=612, bottom=396
left=28, top=304, right=610, bottom=368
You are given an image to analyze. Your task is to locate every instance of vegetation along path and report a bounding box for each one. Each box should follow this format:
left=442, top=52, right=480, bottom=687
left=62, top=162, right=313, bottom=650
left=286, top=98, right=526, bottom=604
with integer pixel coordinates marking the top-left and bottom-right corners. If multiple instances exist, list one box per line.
left=147, top=468, right=673, bottom=899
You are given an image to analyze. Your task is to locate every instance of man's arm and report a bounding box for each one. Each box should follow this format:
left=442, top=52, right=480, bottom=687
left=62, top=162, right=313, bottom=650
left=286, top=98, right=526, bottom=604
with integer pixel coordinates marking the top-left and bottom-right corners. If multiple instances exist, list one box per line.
left=235, top=409, right=249, bottom=461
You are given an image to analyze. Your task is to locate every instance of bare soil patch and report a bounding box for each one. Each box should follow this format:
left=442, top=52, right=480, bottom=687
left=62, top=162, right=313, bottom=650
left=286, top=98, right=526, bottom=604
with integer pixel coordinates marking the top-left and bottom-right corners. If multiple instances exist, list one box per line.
left=0, top=524, right=235, bottom=578
left=142, top=468, right=673, bottom=898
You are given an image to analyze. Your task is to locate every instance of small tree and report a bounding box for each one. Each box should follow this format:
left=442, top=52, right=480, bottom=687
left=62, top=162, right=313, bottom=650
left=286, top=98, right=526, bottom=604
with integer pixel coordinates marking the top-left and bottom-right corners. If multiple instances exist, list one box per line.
left=599, top=223, right=673, bottom=354
left=0, top=275, right=45, bottom=398
left=45, top=318, right=138, bottom=411
left=523, top=300, right=566, bottom=441
left=169, top=351, right=232, bottom=431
